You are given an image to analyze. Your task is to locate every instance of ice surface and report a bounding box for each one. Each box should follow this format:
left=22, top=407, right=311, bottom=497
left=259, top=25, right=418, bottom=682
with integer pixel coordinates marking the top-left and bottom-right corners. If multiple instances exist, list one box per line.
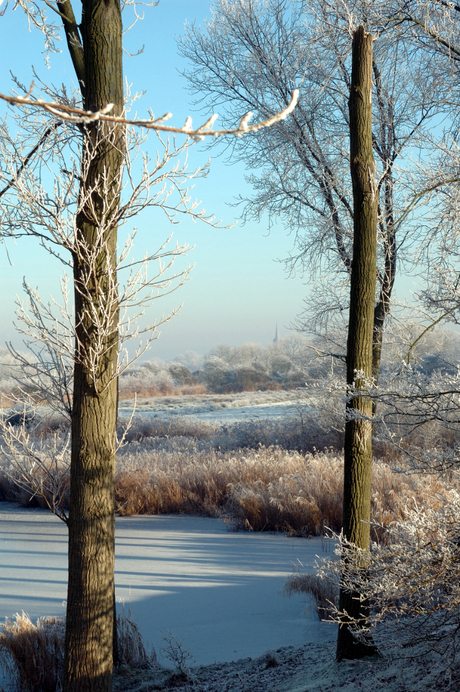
left=0, top=504, right=334, bottom=670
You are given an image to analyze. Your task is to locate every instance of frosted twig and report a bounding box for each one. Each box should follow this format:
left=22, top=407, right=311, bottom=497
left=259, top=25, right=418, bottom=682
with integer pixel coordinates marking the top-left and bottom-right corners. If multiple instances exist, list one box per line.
left=0, top=87, right=299, bottom=138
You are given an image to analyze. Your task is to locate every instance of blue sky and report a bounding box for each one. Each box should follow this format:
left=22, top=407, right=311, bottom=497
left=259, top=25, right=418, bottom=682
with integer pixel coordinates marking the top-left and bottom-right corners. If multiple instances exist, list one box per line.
left=0, top=1, right=311, bottom=361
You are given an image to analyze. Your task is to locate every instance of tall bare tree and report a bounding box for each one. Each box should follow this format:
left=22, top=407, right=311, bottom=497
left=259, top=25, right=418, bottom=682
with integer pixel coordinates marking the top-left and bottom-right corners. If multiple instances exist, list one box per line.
left=337, top=25, right=378, bottom=661
left=62, top=1, right=123, bottom=688
left=0, top=4, right=298, bottom=689
left=178, top=0, right=443, bottom=383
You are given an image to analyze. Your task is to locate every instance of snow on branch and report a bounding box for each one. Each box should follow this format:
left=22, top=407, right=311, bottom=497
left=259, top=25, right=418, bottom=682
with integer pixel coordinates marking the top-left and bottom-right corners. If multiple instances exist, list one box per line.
left=0, top=87, right=299, bottom=140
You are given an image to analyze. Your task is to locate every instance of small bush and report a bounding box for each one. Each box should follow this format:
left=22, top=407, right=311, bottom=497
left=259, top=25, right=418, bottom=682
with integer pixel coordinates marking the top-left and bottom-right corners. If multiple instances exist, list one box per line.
left=119, top=361, right=204, bottom=399
left=160, top=630, right=194, bottom=677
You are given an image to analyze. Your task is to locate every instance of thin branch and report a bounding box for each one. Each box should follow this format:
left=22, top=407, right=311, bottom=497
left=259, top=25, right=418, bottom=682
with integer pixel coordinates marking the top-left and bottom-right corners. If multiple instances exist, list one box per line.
left=0, top=121, right=61, bottom=199
left=0, top=88, right=300, bottom=139
left=405, top=307, right=457, bottom=366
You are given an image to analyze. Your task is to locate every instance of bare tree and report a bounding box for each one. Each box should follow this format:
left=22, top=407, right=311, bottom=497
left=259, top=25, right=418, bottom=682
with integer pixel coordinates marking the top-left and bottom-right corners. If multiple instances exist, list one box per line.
left=337, top=25, right=379, bottom=661
left=177, top=0, right=444, bottom=384
left=0, top=4, right=298, bottom=690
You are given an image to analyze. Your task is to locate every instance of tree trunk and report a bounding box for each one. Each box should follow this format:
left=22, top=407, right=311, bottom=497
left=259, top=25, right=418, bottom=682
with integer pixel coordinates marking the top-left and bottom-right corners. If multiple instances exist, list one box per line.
left=336, top=26, right=378, bottom=662
left=63, top=1, right=124, bottom=690
left=370, top=59, right=397, bottom=395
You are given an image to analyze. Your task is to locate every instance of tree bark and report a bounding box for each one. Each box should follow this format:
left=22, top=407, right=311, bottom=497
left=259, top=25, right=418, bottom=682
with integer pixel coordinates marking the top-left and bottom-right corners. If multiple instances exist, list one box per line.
left=63, top=1, right=124, bottom=690
left=336, top=26, right=378, bottom=662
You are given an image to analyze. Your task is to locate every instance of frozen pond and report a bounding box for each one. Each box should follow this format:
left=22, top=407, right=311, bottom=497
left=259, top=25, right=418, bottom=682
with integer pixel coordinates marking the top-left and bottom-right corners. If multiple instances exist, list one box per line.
left=0, top=503, right=335, bottom=669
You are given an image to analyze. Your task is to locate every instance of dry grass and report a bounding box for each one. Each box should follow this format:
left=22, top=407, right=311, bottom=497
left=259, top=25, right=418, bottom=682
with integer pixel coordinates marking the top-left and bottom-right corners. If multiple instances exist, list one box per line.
left=0, top=610, right=156, bottom=691
left=0, top=613, right=65, bottom=692
left=0, top=409, right=456, bottom=537
left=116, top=606, right=157, bottom=670
left=284, top=573, right=339, bottom=620
left=121, top=416, right=216, bottom=443
left=0, top=420, right=451, bottom=537
left=115, top=444, right=454, bottom=536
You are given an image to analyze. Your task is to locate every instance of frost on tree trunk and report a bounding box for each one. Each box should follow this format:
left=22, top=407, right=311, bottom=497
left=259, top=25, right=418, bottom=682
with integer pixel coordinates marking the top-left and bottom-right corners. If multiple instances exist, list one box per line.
left=63, top=0, right=124, bottom=690
left=336, top=26, right=378, bottom=662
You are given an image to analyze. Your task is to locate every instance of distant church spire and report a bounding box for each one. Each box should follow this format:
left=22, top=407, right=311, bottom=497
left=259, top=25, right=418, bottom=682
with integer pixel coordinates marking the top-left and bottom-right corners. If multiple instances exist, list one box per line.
left=273, top=324, right=281, bottom=343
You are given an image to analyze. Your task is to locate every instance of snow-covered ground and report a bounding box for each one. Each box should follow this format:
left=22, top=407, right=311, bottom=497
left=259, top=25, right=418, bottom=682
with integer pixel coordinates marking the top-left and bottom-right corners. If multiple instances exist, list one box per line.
left=118, top=390, right=311, bottom=425
left=0, top=503, right=334, bottom=674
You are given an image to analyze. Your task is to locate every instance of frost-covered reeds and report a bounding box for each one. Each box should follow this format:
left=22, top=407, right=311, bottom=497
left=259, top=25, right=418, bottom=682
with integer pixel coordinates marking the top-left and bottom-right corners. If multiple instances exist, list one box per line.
left=0, top=413, right=454, bottom=535
left=115, top=441, right=451, bottom=535
left=0, top=613, right=65, bottom=692
left=0, top=610, right=156, bottom=692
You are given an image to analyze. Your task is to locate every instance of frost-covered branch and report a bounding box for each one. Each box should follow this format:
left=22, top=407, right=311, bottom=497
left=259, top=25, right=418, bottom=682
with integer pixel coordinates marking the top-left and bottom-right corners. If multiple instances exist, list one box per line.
left=0, top=87, right=299, bottom=140
left=0, top=97, right=213, bottom=395
left=0, top=411, right=70, bottom=523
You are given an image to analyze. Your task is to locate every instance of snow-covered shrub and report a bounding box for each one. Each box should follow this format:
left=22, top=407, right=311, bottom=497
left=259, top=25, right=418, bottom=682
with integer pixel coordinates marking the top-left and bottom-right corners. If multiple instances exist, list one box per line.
left=120, top=365, right=176, bottom=397
left=310, top=492, right=460, bottom=654
left=201, top=338, right=317, bottom=392
left=168, top=363, right=197, bottom=387
left=201, top=354, right=232, bottom=391
left=119, top=359, right=200, bottom=397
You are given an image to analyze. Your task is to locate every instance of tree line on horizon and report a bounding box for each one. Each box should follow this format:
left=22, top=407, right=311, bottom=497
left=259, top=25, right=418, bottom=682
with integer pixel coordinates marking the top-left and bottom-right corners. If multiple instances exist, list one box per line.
left=2, top=326, right=458, bottom=400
